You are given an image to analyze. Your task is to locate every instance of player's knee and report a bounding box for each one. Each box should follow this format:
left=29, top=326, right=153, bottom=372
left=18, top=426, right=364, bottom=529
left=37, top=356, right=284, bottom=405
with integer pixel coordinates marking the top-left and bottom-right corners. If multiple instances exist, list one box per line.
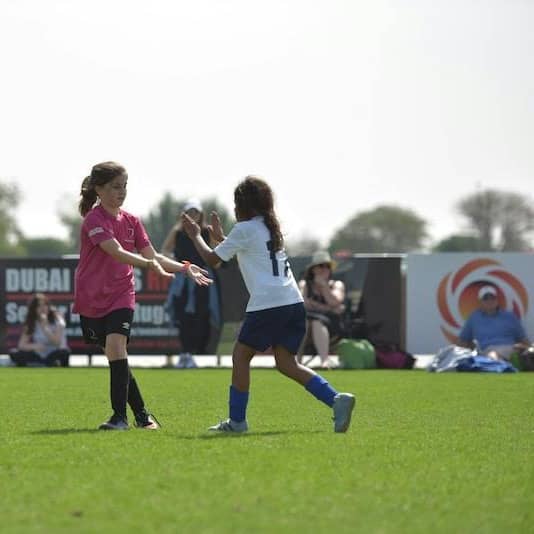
left=105, top=334, right=128, bottom=359
left=274, top=356, right=295, bottom=376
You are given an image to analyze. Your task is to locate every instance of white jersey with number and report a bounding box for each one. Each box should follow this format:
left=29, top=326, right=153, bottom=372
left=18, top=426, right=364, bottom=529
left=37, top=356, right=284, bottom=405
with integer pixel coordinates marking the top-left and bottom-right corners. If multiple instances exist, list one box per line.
left=214, top=216, right=303, bottom=312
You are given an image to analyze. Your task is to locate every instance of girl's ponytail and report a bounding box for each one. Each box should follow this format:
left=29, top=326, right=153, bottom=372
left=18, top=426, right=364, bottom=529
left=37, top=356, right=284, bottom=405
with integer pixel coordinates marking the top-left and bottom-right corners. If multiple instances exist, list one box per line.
left=263, top=210, right=283, bottom=252
left=79, top=176, right=98, bottom=216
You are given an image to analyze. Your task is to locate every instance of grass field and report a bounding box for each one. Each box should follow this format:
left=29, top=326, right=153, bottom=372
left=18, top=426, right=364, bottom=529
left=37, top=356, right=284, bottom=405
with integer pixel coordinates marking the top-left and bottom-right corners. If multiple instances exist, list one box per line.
left=1, top=368, right=533, bottom=533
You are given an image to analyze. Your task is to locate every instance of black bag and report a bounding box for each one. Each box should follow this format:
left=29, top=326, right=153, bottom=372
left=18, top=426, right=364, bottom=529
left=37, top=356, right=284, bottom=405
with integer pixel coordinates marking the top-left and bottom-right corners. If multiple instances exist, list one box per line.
left=518, top=347, right=534, bottom=371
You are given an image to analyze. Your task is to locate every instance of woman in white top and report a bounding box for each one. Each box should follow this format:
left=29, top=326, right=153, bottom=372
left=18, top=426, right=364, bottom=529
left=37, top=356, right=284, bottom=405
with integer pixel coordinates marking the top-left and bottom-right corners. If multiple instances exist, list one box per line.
left=182, top=175, right=355, bottom=433
left=10, top=293, right=70, bottom=367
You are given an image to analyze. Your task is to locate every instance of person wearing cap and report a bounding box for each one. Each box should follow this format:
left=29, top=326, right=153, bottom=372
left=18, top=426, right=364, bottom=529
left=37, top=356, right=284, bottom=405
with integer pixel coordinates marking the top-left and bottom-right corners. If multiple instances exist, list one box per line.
left=455, top=285, right=530, bottom=360
left=162, top=198, right=222, bottom=368
left=298, top=250, right=345, bottom=369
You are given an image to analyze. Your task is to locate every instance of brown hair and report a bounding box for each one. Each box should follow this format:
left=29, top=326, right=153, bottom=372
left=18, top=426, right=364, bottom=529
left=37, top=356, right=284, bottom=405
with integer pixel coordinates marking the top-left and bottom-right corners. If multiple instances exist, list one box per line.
left=79, top=161, right=127, bottom=216
left=234, top=175, right=283, bottom=251
left=24, top=293, right=59, bottom=336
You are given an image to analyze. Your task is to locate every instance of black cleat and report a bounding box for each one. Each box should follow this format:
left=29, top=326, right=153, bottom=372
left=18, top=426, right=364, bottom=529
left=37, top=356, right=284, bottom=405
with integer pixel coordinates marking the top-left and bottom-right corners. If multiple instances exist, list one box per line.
left=134, top=410, right=161, bottom=430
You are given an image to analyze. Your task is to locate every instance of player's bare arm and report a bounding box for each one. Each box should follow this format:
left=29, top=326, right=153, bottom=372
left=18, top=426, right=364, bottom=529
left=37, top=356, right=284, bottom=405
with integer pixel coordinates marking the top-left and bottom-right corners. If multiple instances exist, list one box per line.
left=98, top=238, right=173, bottom=278
left=138, top=245, right=213, bottom=286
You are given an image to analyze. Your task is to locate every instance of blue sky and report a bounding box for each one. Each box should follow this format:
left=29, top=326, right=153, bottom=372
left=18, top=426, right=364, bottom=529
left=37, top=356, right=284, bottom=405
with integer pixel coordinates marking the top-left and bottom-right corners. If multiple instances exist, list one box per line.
left=1, top=0, right=533, bottom=247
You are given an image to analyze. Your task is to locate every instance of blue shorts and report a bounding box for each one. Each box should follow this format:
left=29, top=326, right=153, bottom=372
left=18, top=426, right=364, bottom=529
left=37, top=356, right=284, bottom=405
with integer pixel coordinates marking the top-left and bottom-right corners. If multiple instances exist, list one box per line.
left=238, top=302, right=306, bottom=354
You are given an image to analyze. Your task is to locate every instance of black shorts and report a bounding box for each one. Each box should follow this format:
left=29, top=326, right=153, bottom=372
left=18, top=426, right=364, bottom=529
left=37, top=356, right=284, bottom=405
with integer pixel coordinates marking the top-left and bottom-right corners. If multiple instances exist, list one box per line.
left=80, top=308, right=134, bottom=348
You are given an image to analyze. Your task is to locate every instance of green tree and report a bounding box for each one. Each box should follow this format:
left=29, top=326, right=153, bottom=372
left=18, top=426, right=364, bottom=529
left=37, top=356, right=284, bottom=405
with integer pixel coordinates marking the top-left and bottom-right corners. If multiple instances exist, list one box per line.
left=433, top=234, right=484, bottom=252
left=20, top=237, right=72, bottom=257
left=58, top=206, right=82, bottom=254
left=0, top=181, right=25, bottom=256
left=142, top=192, right=182, bottom=249
left=457, top=189, right=534, bottom=251
left=329, top=205, right=428, bottom=253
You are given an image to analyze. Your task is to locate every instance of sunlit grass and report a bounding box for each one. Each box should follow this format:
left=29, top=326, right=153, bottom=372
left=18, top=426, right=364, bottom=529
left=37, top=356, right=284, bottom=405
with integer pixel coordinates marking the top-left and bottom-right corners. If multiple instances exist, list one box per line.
left=1, top=369, right=533, bottom=533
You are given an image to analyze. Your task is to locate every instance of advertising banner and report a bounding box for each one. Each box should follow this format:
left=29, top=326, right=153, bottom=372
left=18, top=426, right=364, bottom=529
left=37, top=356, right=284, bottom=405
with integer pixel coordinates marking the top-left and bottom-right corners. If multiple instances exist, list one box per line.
left=406, top=253, right=534, bottom=354
left=0, top=258, right=183, bottom=355
left=1, top=255, right=404, bottom=355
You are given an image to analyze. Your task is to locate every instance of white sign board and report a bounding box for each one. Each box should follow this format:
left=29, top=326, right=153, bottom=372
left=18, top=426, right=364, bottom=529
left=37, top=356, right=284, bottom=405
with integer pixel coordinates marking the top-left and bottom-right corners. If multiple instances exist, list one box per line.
left=406, top=253, right=534, bottom=354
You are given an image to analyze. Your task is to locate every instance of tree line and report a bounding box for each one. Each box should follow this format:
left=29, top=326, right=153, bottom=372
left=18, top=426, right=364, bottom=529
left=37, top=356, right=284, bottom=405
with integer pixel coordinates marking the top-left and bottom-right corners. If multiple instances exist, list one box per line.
left=1, top=180, right=533, bottom=257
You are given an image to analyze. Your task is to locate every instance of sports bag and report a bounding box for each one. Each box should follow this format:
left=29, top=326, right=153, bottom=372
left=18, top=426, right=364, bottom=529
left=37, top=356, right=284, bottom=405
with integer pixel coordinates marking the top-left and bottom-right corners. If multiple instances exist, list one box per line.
left=510, top=347, right=534, bottom=371
left=336, top=338, right=376, bottom=369
left=375, top=345, right=415, bottom=369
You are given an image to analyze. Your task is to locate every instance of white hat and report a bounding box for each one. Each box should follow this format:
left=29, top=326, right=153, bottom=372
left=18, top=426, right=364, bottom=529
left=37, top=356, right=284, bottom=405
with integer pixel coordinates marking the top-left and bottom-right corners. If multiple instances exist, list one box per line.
left=478, top=285, right=497, bottom=300
left=183, top=198, right=202, bottom=212
left=305, top=250, right=337, bottom=276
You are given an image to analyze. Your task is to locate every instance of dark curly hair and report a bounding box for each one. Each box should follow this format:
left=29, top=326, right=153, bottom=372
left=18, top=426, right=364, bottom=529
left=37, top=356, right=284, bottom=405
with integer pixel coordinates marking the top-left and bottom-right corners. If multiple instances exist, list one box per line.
left=234, top=175, right=283, bottom=252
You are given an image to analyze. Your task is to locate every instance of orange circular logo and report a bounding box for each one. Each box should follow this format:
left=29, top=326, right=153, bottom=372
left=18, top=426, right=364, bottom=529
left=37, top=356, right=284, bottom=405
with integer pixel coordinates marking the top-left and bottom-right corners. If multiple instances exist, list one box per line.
left=437, top=258, right=528, bottom=343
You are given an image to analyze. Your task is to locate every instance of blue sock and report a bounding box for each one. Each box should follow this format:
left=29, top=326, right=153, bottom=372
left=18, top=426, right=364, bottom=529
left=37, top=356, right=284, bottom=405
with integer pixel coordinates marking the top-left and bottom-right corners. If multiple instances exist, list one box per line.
left=305, top=374, right=338, bottom=407
left=229, top=385, right=249, bottom=422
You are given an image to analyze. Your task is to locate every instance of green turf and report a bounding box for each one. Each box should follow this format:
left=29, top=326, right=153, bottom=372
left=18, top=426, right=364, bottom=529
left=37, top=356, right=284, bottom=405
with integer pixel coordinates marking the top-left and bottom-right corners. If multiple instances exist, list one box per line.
left=1, top=369, right=533, bottom=533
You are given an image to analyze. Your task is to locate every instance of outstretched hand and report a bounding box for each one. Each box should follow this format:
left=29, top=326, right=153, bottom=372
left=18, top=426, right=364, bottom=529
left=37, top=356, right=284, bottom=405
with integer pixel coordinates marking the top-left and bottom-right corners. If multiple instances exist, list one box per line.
left=181, top=213, right=201, bottom=239
left=185, top=263, right=213, bottom=286
left=207, top=211, right=225, bottom=244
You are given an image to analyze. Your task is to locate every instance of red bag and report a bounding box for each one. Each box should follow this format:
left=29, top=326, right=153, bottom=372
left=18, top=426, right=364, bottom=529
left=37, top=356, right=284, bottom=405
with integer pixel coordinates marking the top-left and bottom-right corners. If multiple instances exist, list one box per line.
left=375, top=345, right=415, bottom=369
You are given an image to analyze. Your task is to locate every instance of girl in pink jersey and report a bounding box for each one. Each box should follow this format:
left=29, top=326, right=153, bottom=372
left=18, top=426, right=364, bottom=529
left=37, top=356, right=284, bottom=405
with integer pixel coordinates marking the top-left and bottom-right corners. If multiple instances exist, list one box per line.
left=73, top=161, right=211, bottom=430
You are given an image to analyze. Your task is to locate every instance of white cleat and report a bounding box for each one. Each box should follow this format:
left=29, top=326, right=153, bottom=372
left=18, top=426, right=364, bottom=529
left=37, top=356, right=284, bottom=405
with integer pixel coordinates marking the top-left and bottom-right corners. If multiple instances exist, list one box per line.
left=208, top=418, right=248, bottom=433
left=333, top=393, right=356, bottom=433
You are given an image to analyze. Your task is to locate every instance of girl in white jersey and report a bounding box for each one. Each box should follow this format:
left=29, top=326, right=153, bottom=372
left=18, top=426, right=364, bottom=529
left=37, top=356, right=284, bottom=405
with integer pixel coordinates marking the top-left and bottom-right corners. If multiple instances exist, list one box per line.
left=182, top=176, right=355, bottom=433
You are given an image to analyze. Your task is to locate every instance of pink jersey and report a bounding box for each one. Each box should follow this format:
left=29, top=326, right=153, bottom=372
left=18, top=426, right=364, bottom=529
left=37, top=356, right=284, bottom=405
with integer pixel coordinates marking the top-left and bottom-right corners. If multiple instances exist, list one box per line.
left=73, top=205, right=151, bottom=318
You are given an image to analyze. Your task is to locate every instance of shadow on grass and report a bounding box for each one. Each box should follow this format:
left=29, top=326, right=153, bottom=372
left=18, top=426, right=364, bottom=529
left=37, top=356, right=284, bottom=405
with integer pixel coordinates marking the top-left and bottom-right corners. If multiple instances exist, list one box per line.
left=30, top=428, right=327, bottom=438
left=30, top=428, right=101, bottom=435
left=176, top=429, right=325, bottom=440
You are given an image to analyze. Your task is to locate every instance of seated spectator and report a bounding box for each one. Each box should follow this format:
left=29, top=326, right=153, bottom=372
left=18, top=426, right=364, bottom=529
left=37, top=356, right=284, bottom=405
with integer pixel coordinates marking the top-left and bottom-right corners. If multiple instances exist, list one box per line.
left=10, top=293, right=70, bottom=367
left=298, top=251, right=345, bottom=368
left=455, top=285, right=530, bottom=361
